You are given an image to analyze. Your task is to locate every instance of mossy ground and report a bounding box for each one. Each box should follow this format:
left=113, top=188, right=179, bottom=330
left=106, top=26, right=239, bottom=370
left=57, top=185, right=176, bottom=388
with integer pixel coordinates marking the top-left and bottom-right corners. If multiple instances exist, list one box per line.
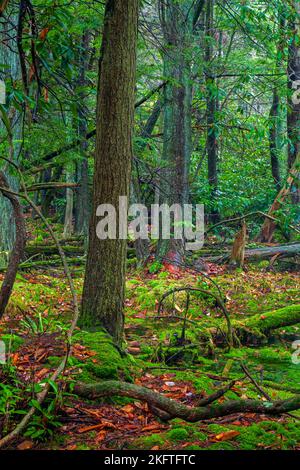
left=1, top=262, right=300, bottom=450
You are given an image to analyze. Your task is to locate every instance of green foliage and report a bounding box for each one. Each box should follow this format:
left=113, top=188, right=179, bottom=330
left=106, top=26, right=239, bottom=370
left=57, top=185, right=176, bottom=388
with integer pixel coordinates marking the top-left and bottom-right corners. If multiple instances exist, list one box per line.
left=166, top=427, right=189, bottom=442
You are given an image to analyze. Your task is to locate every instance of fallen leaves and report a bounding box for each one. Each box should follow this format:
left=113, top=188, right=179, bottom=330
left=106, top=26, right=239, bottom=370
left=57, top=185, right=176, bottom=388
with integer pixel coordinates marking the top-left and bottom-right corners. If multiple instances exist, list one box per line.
left=213, top=430, right=240, bottom=442
left=17, top=440, right=34, bottom=450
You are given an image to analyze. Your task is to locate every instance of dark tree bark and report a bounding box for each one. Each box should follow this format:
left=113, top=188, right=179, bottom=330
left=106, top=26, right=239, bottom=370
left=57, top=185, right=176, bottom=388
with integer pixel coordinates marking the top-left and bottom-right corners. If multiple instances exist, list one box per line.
left=80, top=0, right=139, bottom=344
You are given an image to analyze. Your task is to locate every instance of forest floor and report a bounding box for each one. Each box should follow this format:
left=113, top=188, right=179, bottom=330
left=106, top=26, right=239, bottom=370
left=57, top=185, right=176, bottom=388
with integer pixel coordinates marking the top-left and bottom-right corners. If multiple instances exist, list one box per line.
left=1, top=243, right=300, bottom=451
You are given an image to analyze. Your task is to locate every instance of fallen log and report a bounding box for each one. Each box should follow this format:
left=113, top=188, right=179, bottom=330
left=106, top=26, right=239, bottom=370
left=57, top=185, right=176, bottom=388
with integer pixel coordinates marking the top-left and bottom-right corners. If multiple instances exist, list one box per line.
left=74, top=379, right=300, bottom=422
left=233, top=304, right=300, bottom=344
left=244, top=244, right=300, bottom=261
left=206, top=243, right=300, bottom=264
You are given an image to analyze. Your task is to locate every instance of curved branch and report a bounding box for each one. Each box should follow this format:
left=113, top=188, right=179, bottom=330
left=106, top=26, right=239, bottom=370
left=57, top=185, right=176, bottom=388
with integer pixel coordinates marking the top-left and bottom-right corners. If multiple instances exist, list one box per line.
left=74, top=380, right=300, bottom=422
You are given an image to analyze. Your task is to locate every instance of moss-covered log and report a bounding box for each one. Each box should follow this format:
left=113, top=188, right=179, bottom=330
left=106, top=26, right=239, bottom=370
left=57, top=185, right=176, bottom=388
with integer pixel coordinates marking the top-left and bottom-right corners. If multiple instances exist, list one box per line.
left=226, top=304, right=300, bottom=346
left=74, top=379, right=300, bottom=422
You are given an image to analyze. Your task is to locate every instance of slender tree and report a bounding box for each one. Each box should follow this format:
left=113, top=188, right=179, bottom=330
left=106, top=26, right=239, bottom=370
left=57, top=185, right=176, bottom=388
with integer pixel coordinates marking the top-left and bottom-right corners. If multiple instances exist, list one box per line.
left=287, top=0, right=300, bottom=204
left=157, top=0, right=205, bottom=260
left=80, top=0, right=139, bottom=344
left=205, top=0, right=219, bottom=223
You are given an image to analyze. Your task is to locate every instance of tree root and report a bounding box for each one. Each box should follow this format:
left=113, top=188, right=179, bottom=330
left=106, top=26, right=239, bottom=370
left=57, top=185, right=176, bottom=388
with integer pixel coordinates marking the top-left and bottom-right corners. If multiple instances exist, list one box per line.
left=74, top=380, right=300, bottom=422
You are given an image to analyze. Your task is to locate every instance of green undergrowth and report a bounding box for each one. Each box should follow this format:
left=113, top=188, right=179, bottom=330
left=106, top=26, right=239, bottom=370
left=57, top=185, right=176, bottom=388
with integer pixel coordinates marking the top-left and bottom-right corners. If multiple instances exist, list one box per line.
left=131, top=416, right=300, bottom=450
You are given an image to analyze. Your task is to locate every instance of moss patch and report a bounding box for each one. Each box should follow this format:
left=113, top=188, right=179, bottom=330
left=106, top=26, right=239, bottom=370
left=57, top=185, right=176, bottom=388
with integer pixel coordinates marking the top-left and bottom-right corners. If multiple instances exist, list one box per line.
left=73, top=330, right=135, bottom=382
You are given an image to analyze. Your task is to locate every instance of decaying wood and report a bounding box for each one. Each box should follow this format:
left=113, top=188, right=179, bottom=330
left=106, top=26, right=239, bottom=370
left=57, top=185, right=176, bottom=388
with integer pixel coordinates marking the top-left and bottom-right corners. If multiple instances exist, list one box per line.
left=244, top=244, right=300, bottom=261
left=207, top=243, right=300, bottom=264
left=229, top=220, right=247, bottom=267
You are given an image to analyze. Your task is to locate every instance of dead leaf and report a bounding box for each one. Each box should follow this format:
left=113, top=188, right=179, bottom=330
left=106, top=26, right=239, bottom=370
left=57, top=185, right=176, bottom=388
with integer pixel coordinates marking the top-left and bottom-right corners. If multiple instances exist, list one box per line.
left=214, top=430, right=240, bottom=441
left=17, top=440, right=34, bottom=450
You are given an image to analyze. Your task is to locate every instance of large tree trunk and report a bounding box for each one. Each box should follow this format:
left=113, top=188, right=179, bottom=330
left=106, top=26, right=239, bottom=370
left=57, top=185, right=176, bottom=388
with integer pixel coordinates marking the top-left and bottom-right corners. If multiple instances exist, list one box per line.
left=80, top=0, right=139, bottom=345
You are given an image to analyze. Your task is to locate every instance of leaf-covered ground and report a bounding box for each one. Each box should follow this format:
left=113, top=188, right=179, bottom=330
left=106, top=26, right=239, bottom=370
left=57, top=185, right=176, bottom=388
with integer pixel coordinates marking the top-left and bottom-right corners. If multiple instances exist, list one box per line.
left=0, top=261, right=300, bottom=450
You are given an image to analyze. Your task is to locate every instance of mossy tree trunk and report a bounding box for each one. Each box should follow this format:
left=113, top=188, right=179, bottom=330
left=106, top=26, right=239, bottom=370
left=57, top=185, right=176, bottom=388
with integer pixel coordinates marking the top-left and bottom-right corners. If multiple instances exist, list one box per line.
left=80, top=0, right=139, bottom=345
left=216, top=304, right=300, bottom=346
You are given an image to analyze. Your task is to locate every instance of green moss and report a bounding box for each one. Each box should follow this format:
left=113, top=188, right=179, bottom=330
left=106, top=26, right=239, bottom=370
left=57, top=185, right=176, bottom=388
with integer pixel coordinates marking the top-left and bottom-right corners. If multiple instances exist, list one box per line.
left=167, top=427, right=189, bottom=442
left=192, top=431, right=207, bottom=442
left=133, top=433, right=165, bottom=449
left=73, top=330, right=135, bottom=382
left=207, top=424, right=230, bottom=434
left=207, top=442, right=235, bottom=450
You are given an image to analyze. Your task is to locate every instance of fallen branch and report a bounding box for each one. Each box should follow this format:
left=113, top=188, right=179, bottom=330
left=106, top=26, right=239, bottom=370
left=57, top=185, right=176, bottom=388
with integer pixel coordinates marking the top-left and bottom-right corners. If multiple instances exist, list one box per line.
left=74, top=380, right=300, bottom=422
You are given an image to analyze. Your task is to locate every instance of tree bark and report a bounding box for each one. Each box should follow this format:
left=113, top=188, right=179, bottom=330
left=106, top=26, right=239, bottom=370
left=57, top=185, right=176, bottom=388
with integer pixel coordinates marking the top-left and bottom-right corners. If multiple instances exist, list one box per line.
left=74, top=379, right=300, bottom=422
left=80, top=0, right=139, bottom=344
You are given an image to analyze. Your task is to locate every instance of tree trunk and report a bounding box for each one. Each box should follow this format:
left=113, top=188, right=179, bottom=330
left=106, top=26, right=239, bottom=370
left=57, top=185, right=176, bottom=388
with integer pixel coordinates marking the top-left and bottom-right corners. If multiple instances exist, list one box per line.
left=132, top=99, right=163, bottom=265
left=268, top=7, right=284, bottom=193
left=269, top=88, right=281, bottom=192
left=75, top=31, right=90, bottom=239
left=80, top=0, right=139, bottom=345
left=157, top=0, right=194, bottom=260
left=0, top=6, right=20, bottom=255
left=205, top=0, right=219, bottom=223
left=63, top=166, right=74, bottom=239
